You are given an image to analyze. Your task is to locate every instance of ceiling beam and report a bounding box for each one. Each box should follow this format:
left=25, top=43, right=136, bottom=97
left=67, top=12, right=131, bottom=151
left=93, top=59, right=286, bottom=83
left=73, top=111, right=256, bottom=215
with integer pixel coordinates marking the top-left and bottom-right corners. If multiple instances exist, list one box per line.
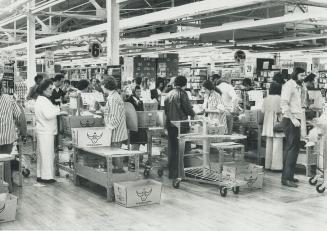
left=37, top=12, right=105, bottom=21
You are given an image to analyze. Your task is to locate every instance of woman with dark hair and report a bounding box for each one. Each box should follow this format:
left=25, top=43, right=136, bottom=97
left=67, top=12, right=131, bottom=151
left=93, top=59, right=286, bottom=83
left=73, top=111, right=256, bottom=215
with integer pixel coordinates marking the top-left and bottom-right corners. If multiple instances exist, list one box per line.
left=151, top=77, right=164, bottom=105
left=262, top=82, right=284, bottom=170
left=77, top=79, right=90, bottom=92
left=126, top=85, right=147, bottom=150
left=34, top=79, right=66, bottom=183
left=101, top=77, right=128, bottom=146
left=101, top=77, right=128, bottom=172
left=164, top=76, right=195, bottom=181
left=201, top=80, right=227, bottom=134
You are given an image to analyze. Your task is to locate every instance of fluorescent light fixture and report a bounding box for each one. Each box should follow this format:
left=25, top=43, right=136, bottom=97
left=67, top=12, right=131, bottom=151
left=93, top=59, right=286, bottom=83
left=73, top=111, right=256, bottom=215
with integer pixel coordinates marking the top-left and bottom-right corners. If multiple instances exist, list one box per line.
left=0, top=0, right=274, bottom=51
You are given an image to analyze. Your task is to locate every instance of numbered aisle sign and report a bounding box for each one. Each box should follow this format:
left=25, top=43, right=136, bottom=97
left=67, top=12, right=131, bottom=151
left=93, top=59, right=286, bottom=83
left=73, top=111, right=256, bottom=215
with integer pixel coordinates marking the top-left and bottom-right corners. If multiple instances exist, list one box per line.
left=88, top=42, right=103, bottom=58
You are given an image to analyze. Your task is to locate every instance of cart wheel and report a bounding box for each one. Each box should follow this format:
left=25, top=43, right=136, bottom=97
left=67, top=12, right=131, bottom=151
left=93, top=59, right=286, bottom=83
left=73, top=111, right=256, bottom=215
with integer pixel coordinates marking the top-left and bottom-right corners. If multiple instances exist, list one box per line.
left=143, top=169, right=150, bottom=177
left=309, top=177, right=318, bottom=186
left=173, top=178, right=181, bottom=189
left=232, top=186, right=240, bottom=194
left=220, top=187, right=228, bottom=197
left=22, top=169, right=30, bottom=177
left=316, top=184, right=326, bottom=193
left=157, top=168, right=164, bottom=177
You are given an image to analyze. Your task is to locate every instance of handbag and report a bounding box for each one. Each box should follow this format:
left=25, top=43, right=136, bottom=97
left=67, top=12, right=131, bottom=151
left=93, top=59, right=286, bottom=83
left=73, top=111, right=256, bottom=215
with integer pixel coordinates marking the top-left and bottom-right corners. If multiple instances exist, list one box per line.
left=273, top=113, right=286, bottom=133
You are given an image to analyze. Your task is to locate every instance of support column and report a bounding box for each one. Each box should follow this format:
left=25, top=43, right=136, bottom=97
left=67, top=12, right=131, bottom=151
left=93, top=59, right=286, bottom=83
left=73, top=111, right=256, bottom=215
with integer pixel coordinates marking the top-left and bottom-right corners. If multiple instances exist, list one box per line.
left=27, top=0, right=36, bottom=88
left=106, top=0, right=120, bottom=65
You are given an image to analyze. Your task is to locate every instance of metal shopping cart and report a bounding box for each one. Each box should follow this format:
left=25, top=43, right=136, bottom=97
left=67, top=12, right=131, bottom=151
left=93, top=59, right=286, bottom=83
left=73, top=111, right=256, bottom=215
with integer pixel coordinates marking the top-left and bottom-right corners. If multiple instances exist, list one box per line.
left=308, top=133, right=327, bottom=193
left=170, top=119, right=251, bottom=197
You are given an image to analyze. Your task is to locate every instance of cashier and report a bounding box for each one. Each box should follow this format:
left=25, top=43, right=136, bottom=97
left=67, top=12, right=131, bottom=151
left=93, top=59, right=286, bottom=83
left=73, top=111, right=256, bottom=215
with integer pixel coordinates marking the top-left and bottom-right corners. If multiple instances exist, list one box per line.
left=164, top=76, right=195, bottom=180
left=126, top=85, right=147, bottom=151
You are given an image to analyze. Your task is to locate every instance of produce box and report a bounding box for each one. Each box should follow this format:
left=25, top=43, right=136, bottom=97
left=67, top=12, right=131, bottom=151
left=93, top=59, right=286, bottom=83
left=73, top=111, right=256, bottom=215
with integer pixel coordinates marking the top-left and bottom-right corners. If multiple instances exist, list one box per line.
left=143, top=102, right=158, bottom=111
left=222, top=163, right=264, bottom=189
left=137, top=111, right=157, bottom=128
left=72, top=127, right=112, bottom=147
left=114, top=180, right=162, bottom=207
left=0, top=194, right=18, bottom=223
left=61, top=115, right=104, bottom=134
left=244, top=110, right=264, bottom=123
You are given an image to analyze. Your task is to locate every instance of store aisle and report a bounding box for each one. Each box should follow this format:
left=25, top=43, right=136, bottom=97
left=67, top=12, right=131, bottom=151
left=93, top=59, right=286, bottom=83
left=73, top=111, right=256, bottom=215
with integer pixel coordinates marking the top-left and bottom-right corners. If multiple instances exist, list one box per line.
left=2, top=172, right=327, bottom=231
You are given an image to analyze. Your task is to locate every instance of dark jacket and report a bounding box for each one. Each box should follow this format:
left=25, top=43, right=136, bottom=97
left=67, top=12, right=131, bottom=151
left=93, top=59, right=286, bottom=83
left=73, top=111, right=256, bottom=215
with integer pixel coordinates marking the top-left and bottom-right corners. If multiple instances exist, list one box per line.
left=164, top=88, right=195, bottom=128
left=126, top=95, right=147, bottom=144
left=51, top=88, right=65, bottom=105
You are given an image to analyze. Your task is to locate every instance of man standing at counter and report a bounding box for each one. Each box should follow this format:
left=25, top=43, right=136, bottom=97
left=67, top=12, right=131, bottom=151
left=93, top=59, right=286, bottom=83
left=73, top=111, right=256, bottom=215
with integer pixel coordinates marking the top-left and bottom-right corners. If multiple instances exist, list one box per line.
left=164, top=76, right=195, bottom=181
left=280, top=67, right=306, bottom=188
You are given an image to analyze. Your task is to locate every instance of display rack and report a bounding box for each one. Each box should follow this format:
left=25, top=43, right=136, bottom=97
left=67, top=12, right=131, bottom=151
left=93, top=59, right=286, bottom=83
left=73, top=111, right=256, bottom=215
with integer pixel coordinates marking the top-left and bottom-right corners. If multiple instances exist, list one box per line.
left=186, top=67, right=207, bottom=90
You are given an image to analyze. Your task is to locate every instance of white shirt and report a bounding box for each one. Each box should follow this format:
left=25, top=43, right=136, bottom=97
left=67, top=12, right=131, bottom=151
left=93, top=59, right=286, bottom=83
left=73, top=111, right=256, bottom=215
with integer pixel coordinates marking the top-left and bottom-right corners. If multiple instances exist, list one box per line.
left=280, top=79, right=302, bottom=119
left=35, top=96, right=60, bottom=135
left=217, top=82, right=238, bottom=113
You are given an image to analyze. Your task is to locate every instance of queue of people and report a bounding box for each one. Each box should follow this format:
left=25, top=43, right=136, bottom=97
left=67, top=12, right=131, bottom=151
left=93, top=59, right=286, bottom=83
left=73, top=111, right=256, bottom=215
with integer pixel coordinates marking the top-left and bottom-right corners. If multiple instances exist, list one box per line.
left=0, top=68, right=316, bottom=189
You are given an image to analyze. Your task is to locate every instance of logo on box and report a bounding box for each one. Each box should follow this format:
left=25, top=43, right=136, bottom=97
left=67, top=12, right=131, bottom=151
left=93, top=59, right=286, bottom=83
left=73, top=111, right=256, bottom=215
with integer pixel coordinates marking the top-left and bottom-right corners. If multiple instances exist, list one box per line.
left=136, top=188, right=152, bottom=202
left=87, top=132, right=103, bottom=144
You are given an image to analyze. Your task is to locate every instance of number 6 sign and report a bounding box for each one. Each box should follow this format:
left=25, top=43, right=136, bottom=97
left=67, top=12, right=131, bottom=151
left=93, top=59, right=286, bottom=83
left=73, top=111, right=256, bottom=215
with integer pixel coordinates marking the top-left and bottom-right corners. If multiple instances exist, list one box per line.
left=89, top=42, right=103, bottom=58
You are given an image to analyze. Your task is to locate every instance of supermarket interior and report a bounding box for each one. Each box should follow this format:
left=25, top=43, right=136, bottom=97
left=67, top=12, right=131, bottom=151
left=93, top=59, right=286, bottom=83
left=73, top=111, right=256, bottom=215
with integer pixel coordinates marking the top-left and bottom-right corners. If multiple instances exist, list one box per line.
left=1, top=0, right=327, bottom=230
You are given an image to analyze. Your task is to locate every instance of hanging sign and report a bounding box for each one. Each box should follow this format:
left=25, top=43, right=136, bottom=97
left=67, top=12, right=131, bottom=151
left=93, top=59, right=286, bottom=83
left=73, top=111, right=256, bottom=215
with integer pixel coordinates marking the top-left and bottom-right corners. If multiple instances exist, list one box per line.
left=234, top=50, right=246, bottom=64
left=45, top=50, right=55, bottom=75
left=88, top=42, right=103, bottom=58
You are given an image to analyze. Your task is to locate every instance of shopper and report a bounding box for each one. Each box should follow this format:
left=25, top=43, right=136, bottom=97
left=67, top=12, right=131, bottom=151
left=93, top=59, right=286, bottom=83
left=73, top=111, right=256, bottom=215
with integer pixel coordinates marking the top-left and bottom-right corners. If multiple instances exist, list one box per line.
left=126, top=85, right=147, bottom=151
left=0, top=80, right=27, bottom=192
left=201, top=80, right=227, bottom=134
left=35, top=79, right=65, bottom=183
left=210, top=74, right=221, bottom=86
left=280, top=67, right=306, bottom=187
left=76, top=79, right=90, bottom=93
left=140, top=77, right=151, bottom=101
left=217, top=78, right=239, bottom=134
left=26, top=74, right=43, bottom=100
left=151, top=77, right=164, bottom=105
left=164, top=76, right=195, bottom=180
left=51, top=74, right=65, bottom=105
left=303, top=73, right=316, bottom=90
left=262, top=82, right=284, bottom=171
left=102, top=77, right=128, bottom=146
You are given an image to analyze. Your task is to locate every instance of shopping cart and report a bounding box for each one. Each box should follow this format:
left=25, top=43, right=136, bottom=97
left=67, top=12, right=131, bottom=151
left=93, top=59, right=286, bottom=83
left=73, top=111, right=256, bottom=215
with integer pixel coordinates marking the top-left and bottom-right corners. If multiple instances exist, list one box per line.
left=308, top=133, right=327, bottom=193
left=16, top=136, right=37, bottom=178
left=170, top=119, right=249, bottom=197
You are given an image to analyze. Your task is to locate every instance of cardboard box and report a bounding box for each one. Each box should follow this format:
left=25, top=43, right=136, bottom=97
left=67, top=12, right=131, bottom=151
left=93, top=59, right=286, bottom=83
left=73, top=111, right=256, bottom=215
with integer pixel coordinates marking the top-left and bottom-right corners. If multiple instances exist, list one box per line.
left=143, top=102, right=158, bottom=111
left=222, top=163, right=264, bottom=189
left=137, top=111, right=157, bottom=128
left=61, top=116, right=104, bottom=134
left=114, top=180, right=162, bottom=207
left=0, top=194, right=18, bottom=223
left=72, top=127, right=112, bottom=147
left=244, top=110, right=264, bottom=123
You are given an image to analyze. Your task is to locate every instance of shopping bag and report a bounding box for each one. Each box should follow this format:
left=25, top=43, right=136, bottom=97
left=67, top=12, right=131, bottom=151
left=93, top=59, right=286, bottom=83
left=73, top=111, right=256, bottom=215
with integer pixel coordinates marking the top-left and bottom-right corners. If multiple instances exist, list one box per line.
left=125, top=102, right=138, bottom=132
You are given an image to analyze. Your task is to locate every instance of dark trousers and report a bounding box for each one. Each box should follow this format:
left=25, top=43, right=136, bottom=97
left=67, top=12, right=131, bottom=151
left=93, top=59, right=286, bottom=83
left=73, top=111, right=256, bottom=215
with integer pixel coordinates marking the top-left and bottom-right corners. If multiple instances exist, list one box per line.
left=167, top=126, right=179, bottom=179
left=0, top=143, right=14, bottom=192
left=282, top=118, right=301, bottom=181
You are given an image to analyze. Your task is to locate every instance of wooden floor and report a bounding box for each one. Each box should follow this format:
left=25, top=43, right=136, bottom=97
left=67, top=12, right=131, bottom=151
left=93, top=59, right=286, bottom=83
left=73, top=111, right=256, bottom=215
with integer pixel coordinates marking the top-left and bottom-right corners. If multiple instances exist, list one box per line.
left=1, top=168, right=327, bottom=231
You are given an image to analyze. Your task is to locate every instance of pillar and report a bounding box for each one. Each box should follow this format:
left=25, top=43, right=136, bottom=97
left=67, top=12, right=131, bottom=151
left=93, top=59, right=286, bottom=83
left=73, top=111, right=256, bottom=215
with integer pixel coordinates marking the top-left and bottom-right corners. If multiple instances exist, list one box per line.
left=106, top=0, right=119, bottom=65
left=27, top=0, right=36, bottom=88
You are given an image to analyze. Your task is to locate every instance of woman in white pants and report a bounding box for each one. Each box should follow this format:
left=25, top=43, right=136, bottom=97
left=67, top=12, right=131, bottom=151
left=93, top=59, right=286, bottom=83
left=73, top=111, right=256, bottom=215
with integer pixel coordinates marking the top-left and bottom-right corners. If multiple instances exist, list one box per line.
left=34, top=79, right=64, bottom=183
left=262, top=82, right=284, bottom=170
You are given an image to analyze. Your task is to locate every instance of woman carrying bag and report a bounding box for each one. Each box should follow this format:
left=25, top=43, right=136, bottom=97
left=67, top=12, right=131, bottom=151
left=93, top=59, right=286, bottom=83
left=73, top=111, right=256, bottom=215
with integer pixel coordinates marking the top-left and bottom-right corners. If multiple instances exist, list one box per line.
left=262, top=82, right=284, bottom=170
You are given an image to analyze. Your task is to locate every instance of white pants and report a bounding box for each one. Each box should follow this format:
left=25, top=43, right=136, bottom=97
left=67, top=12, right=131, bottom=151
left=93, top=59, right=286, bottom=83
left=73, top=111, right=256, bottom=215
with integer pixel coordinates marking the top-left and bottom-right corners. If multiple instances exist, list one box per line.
left=36, top=133, right=55, bottom=180
left=265, top=137, right=283, bottom=170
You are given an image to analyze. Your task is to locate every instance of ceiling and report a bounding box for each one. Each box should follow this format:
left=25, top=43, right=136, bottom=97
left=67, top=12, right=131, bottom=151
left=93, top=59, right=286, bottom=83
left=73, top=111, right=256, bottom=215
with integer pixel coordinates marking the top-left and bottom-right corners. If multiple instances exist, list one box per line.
left=1, top=0, right=327, bottom=65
